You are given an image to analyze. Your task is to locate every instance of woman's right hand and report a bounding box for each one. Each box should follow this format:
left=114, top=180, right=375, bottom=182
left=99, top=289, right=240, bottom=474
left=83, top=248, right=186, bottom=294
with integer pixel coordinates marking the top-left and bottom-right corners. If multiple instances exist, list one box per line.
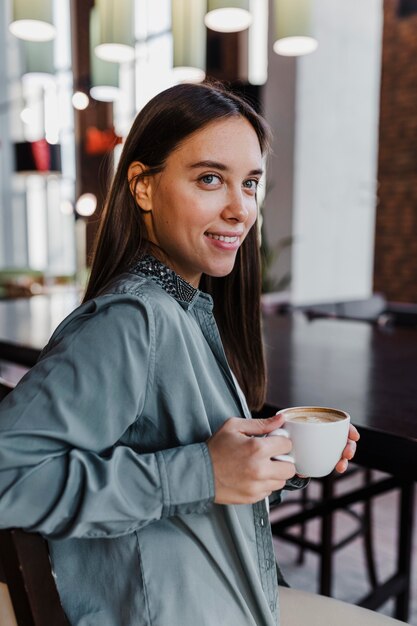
left=206, top=414, right=296, bottom=505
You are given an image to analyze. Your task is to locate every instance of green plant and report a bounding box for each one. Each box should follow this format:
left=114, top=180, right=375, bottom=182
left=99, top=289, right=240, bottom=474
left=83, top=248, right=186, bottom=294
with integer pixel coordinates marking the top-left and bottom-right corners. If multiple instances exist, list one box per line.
left=260, top=222, right=293, bottom=293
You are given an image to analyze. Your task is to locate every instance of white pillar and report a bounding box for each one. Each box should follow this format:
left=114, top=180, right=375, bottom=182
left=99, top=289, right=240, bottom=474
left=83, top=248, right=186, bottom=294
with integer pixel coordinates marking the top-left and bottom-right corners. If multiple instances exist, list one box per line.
left=264, top=0, right=383, bottom=304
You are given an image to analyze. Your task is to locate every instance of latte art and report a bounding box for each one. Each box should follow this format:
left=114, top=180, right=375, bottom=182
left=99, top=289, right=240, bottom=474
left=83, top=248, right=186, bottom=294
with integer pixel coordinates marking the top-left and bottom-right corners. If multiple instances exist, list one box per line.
left=287, top=412, right=342, bottom=424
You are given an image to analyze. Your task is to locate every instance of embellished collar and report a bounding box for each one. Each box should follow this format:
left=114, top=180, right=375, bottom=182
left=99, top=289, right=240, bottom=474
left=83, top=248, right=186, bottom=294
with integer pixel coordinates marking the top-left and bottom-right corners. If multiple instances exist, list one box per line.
left=130, top=255, right=199, bottom=304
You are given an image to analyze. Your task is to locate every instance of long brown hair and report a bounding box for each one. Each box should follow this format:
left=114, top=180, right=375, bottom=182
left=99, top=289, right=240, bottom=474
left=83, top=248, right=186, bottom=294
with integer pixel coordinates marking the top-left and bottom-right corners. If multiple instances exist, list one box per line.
left=83, top=82, right=271, bottom=410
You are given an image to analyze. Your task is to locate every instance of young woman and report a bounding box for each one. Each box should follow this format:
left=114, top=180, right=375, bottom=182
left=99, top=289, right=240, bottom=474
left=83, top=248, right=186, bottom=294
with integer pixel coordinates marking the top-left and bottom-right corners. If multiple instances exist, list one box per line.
left=0, top=82, right=358, bottom=625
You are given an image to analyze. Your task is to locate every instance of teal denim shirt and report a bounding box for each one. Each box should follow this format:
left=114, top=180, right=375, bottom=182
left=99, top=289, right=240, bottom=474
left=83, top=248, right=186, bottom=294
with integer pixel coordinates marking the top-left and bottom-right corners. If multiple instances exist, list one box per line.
left=0, top=266, right=303, bottom=625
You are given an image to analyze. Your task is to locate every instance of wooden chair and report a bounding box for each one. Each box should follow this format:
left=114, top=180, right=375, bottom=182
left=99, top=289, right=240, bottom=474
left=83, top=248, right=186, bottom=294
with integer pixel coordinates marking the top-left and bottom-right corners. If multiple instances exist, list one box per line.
left=272, top=465, right=378, bottom=596
left=0, top=380, right=70, bottom=625
left=0, top=530, right=70, bottom=626
left=0, top=582, right=17, bottom=626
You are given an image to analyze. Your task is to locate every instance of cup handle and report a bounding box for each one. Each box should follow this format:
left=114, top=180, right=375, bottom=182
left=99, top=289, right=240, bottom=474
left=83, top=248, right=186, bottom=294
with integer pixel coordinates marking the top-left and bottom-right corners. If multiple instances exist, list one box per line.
left=268, top=428, right=295, bottom=463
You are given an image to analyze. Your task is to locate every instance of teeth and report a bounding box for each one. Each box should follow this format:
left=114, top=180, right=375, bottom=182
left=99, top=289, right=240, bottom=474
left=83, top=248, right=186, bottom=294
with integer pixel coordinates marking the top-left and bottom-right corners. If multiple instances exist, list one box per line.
left=206, top=233, right=238, bottom=243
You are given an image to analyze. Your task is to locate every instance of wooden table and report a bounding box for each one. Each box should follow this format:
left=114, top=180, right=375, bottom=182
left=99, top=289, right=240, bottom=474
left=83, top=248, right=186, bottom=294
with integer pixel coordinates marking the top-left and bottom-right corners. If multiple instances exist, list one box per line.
left=262, top=313, right=417, bottom=621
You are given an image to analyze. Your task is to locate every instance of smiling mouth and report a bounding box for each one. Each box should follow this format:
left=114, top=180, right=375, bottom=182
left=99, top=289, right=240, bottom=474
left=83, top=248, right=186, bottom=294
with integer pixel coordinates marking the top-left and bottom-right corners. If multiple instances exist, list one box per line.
left=205, top=233, right=239, bottom=243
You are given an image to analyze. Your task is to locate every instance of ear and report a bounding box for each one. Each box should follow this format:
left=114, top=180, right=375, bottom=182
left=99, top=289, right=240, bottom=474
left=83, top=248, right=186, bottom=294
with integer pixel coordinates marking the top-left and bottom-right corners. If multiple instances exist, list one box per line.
left=127, top=161, right=153, bottom=212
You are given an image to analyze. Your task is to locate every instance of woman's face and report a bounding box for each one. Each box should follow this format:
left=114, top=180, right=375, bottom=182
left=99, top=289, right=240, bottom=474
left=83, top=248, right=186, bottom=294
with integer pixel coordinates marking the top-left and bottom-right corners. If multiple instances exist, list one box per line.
left=133, top=115, right=263, bottom=287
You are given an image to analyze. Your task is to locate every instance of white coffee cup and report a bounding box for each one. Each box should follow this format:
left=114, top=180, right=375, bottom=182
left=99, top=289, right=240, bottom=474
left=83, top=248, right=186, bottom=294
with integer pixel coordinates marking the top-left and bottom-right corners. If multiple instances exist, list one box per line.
left=268, top=406, right=350, bottom=477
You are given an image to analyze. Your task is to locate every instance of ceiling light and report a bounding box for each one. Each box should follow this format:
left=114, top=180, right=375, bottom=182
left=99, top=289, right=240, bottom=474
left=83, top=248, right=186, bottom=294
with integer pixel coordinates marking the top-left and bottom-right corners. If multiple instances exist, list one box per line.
left=9, top=0, right=56, bottom=41
left=172, top=0, right=206, bottom=83
left=90, top=6, right=121, bottom=101
left=273, top=0, right=318, bottom=57
left=94, top=0, right=135, bottom=63
left=76, top=193, right=97, bottom=217
left=72, top=91, right=90, bottom=110
left=273, top=36, right=317, bottom=56
left=205, top=1, right=252, bottom=33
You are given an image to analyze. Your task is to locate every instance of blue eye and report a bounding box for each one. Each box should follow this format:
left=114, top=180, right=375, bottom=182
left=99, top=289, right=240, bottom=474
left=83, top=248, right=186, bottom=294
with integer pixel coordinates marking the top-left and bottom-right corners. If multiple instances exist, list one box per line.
left=243, top=179, right=259, bottom=191
left=200, top=174, right=221, bottom=185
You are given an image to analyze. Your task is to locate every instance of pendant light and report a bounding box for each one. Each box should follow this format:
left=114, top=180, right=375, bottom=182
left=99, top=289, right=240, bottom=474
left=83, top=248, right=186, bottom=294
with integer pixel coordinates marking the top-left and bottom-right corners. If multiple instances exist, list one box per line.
left=94, top=0, right=135, bottom=63
left=205, top=0, right=252, bottom=33
left=273, top=0, right=318, bottom=56
left=9, top=0, right=56, bottom=42
left=90, top=7, right=120, bottom=101
left=172, top=0, right=206, bottom=83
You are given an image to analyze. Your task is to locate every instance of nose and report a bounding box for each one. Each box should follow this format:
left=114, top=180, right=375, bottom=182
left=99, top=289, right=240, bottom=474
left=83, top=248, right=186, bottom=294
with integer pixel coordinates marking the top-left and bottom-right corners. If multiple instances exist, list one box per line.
left=222, top=186, right=250, bottom=222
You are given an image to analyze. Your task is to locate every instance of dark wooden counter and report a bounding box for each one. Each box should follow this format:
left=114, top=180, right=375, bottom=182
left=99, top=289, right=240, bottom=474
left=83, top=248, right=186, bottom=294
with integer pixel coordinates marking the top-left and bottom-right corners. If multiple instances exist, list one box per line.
left=262, top=313, right=417, bottom=481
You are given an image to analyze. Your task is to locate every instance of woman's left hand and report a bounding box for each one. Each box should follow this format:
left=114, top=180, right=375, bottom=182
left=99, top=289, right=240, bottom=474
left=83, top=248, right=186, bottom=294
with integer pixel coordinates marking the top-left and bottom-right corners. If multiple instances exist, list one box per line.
left=335, top=423, right=360, bottom=473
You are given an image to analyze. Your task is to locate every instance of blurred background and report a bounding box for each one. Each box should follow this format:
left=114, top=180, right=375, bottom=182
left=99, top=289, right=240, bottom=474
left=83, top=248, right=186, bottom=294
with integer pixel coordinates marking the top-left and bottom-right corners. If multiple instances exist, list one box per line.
left=0, top=0, right=416, bottom=306
left=1, top=3, right=417, bottom=623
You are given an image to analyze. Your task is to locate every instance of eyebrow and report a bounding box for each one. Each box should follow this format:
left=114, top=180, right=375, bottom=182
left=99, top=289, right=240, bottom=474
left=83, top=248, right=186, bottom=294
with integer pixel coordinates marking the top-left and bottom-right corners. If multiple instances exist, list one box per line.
left=188, top=160, right=264, bottom=177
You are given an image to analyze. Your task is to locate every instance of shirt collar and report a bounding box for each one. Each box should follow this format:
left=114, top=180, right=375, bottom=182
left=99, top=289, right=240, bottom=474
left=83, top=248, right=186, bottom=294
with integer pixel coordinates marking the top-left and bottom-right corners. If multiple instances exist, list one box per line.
left=130, top=255, right=201, bottom=306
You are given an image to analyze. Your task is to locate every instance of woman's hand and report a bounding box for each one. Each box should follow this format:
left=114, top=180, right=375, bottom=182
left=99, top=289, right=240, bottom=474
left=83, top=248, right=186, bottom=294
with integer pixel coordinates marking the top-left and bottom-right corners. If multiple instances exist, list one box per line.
left=207, top=415, right=296, bottom=505
left=334, top=423, right=360, bottom=473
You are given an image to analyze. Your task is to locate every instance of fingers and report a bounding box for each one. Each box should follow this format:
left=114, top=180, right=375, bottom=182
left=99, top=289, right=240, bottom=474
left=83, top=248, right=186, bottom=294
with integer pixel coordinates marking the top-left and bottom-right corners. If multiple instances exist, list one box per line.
left=348, top=423, right=360, bottom=441
left=242, top=460, right=296, bottom=502
left=335, top=425, right=359, bottom=473
left=207, top=417, right=296, bottom=505
left=250, top=433, right=293, bottom=459
left=228, top=414, right=286, bottom=436
left=335, top=458, right=349, bottom=473
left=343, top=439, right=357, bottom=460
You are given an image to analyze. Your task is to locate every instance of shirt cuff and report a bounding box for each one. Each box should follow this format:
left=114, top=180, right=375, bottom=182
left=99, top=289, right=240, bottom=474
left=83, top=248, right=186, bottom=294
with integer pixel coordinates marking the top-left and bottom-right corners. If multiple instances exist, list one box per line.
left=156, top=443, right=215, bottom=518
left=285, top=475, right=310, bottom=491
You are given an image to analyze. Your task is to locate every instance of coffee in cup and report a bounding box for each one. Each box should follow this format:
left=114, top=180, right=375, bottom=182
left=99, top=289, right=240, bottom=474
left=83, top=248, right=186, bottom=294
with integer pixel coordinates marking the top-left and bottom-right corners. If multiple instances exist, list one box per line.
left=268, top=406, right=350, bottom=477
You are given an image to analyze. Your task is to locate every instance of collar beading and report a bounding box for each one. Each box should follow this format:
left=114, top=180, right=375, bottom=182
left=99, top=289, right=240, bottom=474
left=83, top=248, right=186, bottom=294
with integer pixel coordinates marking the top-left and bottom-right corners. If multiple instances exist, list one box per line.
left=130, top=255, right=198, bottom=304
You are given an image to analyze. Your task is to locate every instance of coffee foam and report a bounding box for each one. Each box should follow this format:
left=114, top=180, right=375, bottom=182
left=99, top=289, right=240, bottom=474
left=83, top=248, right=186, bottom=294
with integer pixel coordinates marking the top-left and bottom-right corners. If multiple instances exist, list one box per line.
left=285, top=409, right=345, bottom=424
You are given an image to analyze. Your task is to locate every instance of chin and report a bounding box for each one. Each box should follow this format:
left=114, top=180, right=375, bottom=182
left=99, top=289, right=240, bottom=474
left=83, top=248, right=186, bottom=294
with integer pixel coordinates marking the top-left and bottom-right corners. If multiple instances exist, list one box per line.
left=205, top=264, right=236, bottom=279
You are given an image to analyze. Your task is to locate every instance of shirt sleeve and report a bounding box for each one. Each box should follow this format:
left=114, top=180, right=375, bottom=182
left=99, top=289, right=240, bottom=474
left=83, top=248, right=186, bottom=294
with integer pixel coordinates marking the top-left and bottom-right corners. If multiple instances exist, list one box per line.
left=0, top=294, right=214, bottom=539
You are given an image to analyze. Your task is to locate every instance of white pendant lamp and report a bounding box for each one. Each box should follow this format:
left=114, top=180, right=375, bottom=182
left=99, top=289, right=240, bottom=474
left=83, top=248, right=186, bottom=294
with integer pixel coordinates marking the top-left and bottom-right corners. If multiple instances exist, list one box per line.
left=90, top=7, right=120, bottom=102
left=9, top=0, right=56, bottom=42
left=172, top=0, right=206, bottom=83
left=205, top=0, right=252, bottom=34
left=273, top=0, right=318, bottom=57
left=94, top=0, right=135, bottom=63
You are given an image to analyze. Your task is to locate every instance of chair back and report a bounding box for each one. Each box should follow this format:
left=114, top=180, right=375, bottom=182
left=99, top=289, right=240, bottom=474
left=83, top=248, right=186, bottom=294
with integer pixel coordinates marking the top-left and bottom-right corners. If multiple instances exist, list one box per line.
left=0, top=381, right=70, bottom=625
left=0, top=530, right=70, bottom=626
